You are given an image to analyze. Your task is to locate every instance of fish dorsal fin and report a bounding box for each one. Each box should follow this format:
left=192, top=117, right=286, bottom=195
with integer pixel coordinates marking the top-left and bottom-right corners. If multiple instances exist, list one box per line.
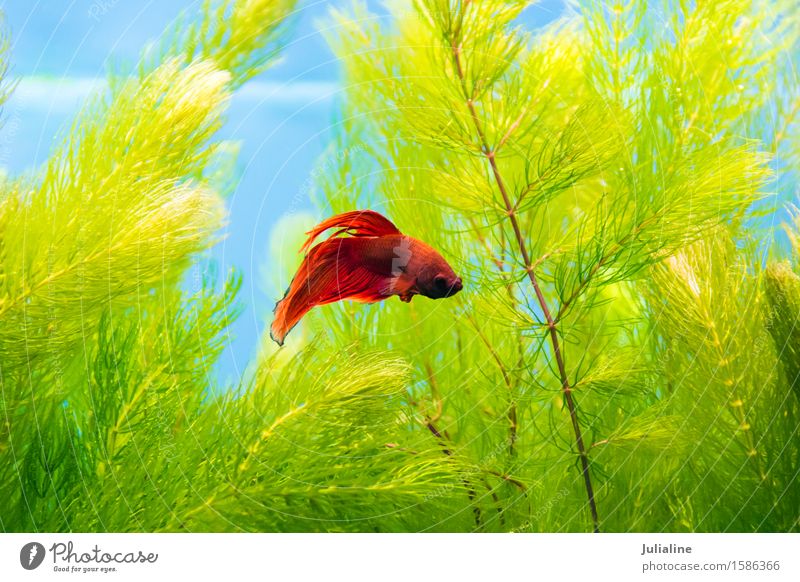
left=300, top=210, right=401, bottom=253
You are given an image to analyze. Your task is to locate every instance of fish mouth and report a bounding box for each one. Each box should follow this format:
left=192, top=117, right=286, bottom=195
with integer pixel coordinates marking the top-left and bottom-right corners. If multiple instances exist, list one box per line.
left=443, top=277, right=463, bottom=297
left=426, top=275, right=463, bottom=299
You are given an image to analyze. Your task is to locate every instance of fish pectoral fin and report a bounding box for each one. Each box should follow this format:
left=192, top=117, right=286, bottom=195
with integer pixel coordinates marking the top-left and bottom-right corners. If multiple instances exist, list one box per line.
left=389, top=272, right=417, bottom=302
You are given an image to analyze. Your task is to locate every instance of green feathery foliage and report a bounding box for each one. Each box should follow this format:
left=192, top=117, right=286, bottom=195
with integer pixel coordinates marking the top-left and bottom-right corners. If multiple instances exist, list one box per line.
left=306, top=0, right=800, bottom=531
left=0, top=0, right=464, bottom=533
left=1, top=0, right=799, bottom=533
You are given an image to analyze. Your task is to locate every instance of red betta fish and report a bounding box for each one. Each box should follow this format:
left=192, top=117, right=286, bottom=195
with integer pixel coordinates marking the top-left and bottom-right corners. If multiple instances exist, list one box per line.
left=270, top=210, right=462, bottom=345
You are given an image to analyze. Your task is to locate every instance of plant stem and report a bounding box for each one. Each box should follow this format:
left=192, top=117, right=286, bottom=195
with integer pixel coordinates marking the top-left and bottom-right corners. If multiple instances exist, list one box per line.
left=464, top=312, right=517, bottom=454
left=450, top=26, right=600, bottom=532
left=489, top=146, right=600, bottom=533
left=416, top=367, right=482, bottom=527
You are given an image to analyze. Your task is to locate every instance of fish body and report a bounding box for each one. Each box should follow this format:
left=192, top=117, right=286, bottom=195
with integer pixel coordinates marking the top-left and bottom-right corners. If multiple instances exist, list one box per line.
left=270, top=210, right=462, bottom=345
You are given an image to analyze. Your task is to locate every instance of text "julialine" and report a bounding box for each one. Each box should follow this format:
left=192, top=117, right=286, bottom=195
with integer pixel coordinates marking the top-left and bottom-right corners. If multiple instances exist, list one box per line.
left=641, top=543, right=692, bottom=556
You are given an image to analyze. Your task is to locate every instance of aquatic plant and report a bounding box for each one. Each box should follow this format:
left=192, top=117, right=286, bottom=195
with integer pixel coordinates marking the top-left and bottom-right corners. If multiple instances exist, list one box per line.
left=313, top=0, right=800, bottom=531
left=0, top=0, right=798, bottom=532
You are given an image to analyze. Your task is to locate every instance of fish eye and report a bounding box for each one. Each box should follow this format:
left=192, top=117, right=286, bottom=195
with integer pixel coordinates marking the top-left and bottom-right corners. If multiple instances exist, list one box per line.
left=434, top=275, right=448, bottom=289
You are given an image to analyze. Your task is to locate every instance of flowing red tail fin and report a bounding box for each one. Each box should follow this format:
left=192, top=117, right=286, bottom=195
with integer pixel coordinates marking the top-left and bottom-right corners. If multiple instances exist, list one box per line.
left=300, top=210, right=400, bottom=253
left=271, top=211, right=400, bottom=345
